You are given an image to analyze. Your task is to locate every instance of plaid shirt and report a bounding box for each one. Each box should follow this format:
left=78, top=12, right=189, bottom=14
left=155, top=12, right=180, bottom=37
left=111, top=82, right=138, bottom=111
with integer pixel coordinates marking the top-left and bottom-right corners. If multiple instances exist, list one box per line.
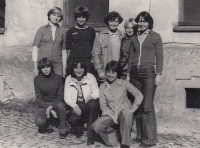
left=99, top=79, right=143, bottom=116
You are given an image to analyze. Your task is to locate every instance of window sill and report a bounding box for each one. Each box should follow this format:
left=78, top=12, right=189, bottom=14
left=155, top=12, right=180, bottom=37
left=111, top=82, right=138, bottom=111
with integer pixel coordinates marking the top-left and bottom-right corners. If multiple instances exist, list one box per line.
left=173, top=26, right=200, bottom=32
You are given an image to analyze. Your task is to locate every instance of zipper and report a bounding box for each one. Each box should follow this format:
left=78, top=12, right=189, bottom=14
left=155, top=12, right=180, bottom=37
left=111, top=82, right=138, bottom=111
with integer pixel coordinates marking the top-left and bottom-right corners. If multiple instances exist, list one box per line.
left=137, top=33, right=148, bottom=67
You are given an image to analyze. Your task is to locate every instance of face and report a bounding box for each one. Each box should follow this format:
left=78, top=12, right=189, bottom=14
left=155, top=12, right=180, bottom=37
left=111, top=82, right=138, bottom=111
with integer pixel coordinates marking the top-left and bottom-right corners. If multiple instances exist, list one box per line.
left=41, top=65, right=51, bottom=75
left=49, top=13, right=62, bottom=24
left=77, top=16, right=87, bottom=26
left=125, top=23, right=134, bottom=37
left=74, top=63, right=85, bottom=79
left=108, top=17, right=119, bottom=32
left=137, top=16, right=149, bottom=31
left=106, top=70, right=117, bottom=83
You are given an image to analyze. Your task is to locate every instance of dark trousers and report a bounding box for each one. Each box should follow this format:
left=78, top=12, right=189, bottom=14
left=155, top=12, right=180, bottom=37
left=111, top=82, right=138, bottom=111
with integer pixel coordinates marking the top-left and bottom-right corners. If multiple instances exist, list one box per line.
left=67, top=100, right=99, bottom=140
left=67, top=57, right=95, bottom=76
left=130, top=65, right=157, bottom=145
left=35, top=102, right=68, bottom=134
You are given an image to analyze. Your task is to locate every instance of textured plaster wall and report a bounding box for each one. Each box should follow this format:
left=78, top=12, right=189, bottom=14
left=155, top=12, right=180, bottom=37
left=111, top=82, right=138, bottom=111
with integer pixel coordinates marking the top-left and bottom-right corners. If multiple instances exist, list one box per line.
left=0, top=0, right=200, bottom=129
left=5, top=0, right=63, bottom=46
left=155, top=44, right=200, bottom=131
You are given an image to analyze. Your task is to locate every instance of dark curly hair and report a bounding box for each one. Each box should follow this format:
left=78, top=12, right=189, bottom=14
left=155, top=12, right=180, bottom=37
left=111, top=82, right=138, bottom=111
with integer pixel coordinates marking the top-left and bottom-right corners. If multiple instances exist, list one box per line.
left=104, top=11, right=123, bottom=26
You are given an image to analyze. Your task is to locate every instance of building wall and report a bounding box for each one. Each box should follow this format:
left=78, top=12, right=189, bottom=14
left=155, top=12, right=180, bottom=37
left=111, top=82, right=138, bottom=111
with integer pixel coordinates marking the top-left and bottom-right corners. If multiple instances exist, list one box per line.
left=0, top=0, right=200, bottom=130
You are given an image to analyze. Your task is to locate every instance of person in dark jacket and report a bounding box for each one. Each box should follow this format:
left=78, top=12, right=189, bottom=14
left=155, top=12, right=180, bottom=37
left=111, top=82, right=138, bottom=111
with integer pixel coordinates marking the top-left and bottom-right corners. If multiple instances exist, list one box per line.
left=126, top=11, right=163, bottom=147
left=34, top=58, right=69, bottom=139
left=66, top=6, right=96, bottom=75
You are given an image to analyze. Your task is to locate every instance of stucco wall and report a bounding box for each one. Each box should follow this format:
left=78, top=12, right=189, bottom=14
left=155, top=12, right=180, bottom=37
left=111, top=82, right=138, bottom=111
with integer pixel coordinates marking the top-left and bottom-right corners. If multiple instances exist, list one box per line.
left=0, top=0, right=200, bottom=130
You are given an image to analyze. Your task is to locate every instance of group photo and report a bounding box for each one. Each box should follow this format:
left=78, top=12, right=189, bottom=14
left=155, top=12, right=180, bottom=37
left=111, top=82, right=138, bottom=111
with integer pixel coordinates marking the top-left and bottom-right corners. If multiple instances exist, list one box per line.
left=0, top=0, right=200, bottom=148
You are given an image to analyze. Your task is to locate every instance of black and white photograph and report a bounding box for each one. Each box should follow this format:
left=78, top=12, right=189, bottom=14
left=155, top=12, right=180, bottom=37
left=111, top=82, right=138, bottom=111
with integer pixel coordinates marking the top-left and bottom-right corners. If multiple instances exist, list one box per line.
left=0, top=0, right=200, bottom=148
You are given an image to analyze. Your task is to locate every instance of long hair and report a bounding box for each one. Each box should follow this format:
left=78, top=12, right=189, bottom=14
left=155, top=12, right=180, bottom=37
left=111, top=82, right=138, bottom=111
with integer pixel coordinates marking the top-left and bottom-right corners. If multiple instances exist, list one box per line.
left=135, top=11, right=153, bottom=29
left=70, top=58, right=88, bottom=78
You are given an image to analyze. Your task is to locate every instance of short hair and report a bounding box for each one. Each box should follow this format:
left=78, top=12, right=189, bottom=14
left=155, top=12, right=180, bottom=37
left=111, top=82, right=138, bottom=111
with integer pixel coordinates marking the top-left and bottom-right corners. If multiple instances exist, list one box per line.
left=104, top=11, right=123, bottom=26
left=105, top=61, right=122, bottom=78
left=70, top=58, right=88, bottom=78
left=38, top=58, right=53, bottom=74
left=74, top=6, right=89, bottom=21
left=47, top=7, right=63, bottom=22
left=135, top=11, right=153, bottom=29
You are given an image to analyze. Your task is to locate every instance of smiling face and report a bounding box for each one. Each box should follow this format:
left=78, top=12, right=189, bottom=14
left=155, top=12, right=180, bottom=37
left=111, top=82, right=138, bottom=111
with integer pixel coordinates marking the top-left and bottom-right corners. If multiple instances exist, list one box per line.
left=106, top=70, right=118, bottom=83
left=108, top=17, right=119, bottom=32
left=125, top=23, right=134, bottom=37
left=74, top=63, right=85, bottom=79
left=49, top=13, right=62, bottom=24
left=41, top=65, right=51, bottom=75
left=137, top=16, right=149, bottom=31
left=76, top=16, right=87, bottom=26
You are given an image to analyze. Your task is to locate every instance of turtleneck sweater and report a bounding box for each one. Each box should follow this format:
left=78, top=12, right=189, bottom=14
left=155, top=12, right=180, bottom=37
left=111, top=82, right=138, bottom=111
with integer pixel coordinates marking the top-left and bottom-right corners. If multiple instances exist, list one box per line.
left=34, top=71, right=64, bottom=109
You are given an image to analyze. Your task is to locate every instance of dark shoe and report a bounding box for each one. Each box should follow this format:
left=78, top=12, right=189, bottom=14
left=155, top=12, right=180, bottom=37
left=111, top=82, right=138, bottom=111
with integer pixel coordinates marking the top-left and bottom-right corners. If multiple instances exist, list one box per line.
left=140, top=143, right=156, bottom=147
left=75, top=126, right=84, bottom=138
left=76, top=132, right=83, bottom=138
left=38, top=127, right=54, bottom=134
left=132, top=138, right=141, bottom=143
left=60, top=131, right=69, bottom=139
left=87, top=139, right=95, bottom=145
left=120, top=144, right=130, bottom=148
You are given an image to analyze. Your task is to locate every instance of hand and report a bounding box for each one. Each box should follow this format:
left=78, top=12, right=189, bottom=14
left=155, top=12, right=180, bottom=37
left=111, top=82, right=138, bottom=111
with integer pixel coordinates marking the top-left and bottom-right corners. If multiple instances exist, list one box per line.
left=155, top=74, right=161, bottom=85
left=99, top=72, right=105, bottom=80
left=107, top=112, right=118, bottom=124
left=110, top=115, right=118, bottom=124
left=46, top=106, right=53, bottom=119
left=34, top=67, right=38, bottom=76
left=86, top=95, right=93, bottom=100
left=63, top=65, right=67, bottom=78
left=73, top=105, right=82, bottom=116
left=50, top=110, right=58, bottom=118
left=125, top=109, right=134, bottom=114
left=126, top=75, right=130, bottom=81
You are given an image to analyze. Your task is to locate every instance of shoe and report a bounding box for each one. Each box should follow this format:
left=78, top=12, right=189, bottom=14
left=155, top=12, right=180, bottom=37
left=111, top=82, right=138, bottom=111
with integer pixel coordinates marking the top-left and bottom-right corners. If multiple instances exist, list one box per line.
left=87, top=139, right=95, bottom=145
left=38, top=127, right=54, bottom=134
left=75, top=126, right=84, bottom=138
left=132, top=138, right=141, bottom=143
left=60, top=131, right=70, bottom=139
left=140, top=143, right=156, bottom=147
left=120, top=144, right=130, bottom=148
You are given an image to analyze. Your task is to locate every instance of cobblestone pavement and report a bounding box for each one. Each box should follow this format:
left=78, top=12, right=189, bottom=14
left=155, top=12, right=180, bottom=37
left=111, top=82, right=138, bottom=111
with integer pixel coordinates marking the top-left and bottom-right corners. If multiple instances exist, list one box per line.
left=0, top=110, right=200, bottom=148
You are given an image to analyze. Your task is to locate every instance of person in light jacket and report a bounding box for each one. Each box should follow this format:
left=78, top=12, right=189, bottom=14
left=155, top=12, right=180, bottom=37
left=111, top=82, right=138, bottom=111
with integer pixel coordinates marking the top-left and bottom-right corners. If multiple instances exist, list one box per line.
left=92, top=61, right=143, bottom=148
left=92, top=11, right=123, bottom=81
left=64, top=58, right=99, bottom=145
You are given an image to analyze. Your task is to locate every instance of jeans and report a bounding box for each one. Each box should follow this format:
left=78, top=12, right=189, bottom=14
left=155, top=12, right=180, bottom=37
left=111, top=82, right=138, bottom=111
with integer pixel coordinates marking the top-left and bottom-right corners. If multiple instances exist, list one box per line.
left=35, top=102, right=68, bottom=135
left=67, top=100, right=99, bottom=140
left=92, top=109, right=133, bottom=146
left=130, top=65, right=157, bottom=145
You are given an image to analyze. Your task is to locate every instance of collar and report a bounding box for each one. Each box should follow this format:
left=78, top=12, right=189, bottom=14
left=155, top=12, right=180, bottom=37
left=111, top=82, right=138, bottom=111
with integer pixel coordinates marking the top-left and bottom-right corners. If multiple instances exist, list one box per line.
left=75, top=25, right=88, bottom=29
left=137, top=29, right=150, bottom=35
left=45, top=22, right=59, bottom=28
left=104, top=79, right=123, bottom=88
left=109, top=30, right=119, bottom=36
left=101, top=28, right=122, bottom=36
left=69, top=74, right=90, bottom=85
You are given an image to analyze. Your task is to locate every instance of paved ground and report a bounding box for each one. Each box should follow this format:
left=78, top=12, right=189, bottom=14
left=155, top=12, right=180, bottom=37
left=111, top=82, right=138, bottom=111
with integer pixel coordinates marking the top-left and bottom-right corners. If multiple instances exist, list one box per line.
left=0, top=110, right=200, bottom=148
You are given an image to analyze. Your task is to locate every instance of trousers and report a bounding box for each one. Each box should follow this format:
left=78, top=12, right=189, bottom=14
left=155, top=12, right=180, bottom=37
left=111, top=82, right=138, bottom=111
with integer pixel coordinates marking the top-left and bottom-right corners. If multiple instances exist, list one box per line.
left=130, top=65, right=157, bottom=145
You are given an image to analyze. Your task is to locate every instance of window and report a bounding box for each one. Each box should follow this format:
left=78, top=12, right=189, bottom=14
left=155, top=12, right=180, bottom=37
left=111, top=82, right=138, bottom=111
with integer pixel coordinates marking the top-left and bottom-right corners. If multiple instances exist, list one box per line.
left=62, top=0, right=109, bottom=30
left=174, top=0, right=200, bottom=32
left=185, top=88, right=200, bottom=108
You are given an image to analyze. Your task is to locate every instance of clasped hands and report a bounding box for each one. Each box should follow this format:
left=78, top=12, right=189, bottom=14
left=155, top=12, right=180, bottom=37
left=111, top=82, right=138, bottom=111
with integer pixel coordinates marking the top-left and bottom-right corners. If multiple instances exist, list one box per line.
left=46, top=106, right=58, bottom=118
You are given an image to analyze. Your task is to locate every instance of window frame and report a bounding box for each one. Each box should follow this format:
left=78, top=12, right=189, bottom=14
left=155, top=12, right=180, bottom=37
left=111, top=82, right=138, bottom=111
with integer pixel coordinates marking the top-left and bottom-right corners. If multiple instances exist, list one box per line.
left=173, top=0, right=200, bottom=32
